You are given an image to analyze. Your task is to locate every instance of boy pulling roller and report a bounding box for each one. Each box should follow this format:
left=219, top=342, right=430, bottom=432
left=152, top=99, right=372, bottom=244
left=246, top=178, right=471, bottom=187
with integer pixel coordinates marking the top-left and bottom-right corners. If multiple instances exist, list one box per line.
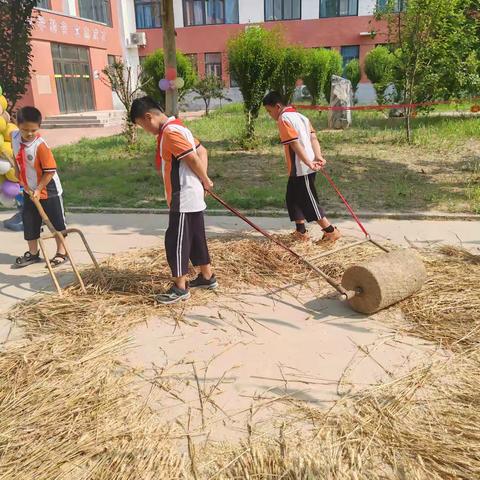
left=263, top=91, right=341, bottom=242
left=130, top=96, right=218, bottom=304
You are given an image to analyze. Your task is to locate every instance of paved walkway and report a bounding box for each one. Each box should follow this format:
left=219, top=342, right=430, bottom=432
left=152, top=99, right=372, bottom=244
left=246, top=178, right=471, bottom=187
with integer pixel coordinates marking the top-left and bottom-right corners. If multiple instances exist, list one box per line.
left=1, top=211, right=478, bottom=316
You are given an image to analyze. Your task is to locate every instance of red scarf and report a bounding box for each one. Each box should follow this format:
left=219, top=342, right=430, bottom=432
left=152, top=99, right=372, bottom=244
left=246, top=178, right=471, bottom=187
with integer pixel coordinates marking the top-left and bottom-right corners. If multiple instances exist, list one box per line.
left=156, top=118, right=184, bottom=171
left=281, top=106, right=297, bottom=114
left=15, top=142, right=29, bottom=188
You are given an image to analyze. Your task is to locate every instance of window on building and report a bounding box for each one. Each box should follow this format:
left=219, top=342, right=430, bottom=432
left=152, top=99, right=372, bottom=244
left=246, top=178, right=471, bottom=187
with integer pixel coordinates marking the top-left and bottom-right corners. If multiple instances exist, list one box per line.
left=186, top=54, right=198, bottom=74
left=341, top=45, right=360, bottom=69
left=377, top=0, right=406, bottom=13
left=205, top=53, right=222, bottom=77
left=265, top=0, right=301, bottom=21
left=183, top=0, right=239, bottom=26
left=135, top=1, right=162, bottom=28
left=320, top=0, right=358, bottom=17
left=78, top=0, right=112, bottom=25
left=139, top=56, right=147, bottom=66
left=36, top=0, right=51, bottom=9
left=107, top=55, right=117, bottom=66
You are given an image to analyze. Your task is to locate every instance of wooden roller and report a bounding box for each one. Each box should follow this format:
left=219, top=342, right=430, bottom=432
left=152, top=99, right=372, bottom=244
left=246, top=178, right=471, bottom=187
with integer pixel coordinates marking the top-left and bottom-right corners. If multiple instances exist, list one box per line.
left=341, top=249, right=427, bottom=314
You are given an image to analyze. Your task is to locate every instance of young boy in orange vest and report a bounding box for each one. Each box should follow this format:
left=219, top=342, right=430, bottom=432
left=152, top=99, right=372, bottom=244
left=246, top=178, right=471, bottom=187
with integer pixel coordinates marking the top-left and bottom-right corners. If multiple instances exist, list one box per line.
left=263, top=91, right=341, bottom=242
left=130, top=96, right=218, bottom=304
left=11, top=106, right=68, bottom=269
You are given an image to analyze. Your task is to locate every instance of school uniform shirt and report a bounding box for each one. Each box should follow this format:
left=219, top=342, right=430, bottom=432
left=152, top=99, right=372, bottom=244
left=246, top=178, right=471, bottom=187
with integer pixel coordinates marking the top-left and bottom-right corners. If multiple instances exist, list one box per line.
left=11, top=130, right=63, bottom=199
left=157, top=117, right=206, bottom=213
left=277, top=107, right=316, bottom=177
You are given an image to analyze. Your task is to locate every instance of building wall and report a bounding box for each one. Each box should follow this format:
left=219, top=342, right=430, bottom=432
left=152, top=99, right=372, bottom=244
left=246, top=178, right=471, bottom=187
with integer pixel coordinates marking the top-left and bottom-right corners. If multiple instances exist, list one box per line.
left=138, top=0, right=385, bottom=91
left=17, top=0, right=124, bottom=116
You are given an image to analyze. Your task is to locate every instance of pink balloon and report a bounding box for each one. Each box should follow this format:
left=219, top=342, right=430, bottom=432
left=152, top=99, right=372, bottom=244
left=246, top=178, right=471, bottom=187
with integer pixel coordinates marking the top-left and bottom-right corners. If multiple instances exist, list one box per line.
left=159, top=79, right=171, bottom=91
left=166, top=67, right=177, bottom=81
left=1, top=180, right=20, bottom=199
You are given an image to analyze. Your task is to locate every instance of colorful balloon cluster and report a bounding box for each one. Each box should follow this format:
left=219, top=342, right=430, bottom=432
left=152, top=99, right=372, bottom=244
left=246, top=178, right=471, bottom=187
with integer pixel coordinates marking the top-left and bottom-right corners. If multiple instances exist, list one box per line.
left=158, top=67, right=185, bottom=91
left=0, top=85, right=21, bottom=208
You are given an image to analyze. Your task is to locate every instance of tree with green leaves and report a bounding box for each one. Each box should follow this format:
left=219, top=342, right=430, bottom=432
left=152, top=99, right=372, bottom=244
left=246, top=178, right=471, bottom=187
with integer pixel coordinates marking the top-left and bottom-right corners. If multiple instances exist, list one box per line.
left=374, top=0, right=480, bottom=142
left=102, top=60, right=150, bottom=145
left=271, top=46, right=308, bottom=104
left=141, top=49, right=197, bottom=109
left=364, top=46, right=396, bottom=105
left=344, top=59, right=362, bottom=100
left=303, top=48, right=331, bottom=105
left=228, top=26, right=283, bottom=141
left=191, top=75, right=231, bottom=116
left=323, top=50, right=343, bottom=103
left=0, top=0, right=37, bottom=110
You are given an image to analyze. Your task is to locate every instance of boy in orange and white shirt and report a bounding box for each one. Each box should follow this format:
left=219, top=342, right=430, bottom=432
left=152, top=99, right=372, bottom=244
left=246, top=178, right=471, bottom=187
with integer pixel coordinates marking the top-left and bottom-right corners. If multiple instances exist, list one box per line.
left=130, top=96, right=217, bottom=304
left=11, top=107, right=68, bottom=269
left=263, top=91, right=341, bottom=242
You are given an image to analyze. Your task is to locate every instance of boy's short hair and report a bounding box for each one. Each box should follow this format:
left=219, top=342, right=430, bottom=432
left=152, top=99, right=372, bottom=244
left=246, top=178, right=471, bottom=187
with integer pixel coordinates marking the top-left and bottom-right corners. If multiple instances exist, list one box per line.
left=262, top=91, right=285, bottom=107
left=130, top=96, right=164, bottom=123
left=17, top=106, right=42, bottom=125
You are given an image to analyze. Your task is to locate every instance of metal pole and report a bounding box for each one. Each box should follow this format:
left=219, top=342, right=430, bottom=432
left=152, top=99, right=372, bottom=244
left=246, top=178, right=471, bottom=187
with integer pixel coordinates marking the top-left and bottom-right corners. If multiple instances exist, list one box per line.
left=162, top=0, right=178, bottom=116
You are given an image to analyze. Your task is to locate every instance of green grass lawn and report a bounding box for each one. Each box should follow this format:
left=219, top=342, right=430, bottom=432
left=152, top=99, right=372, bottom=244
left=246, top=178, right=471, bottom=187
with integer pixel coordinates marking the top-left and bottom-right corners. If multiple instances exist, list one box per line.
left=54, top=104, right=480, bottom=213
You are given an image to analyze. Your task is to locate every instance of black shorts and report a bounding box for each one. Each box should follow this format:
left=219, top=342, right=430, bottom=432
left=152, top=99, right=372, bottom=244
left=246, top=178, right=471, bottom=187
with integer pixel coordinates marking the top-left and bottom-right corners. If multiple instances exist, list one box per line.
left=23, top=194, right=67, bottom=241
left=286, top=173, right=325, bottom=223
left=165, top=211, right=211, bottom=278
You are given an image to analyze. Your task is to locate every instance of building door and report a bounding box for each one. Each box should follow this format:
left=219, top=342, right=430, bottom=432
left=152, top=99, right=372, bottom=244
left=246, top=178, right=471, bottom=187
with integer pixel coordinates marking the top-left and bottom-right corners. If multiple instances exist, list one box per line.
left=52, top=43, right=95, bottom=113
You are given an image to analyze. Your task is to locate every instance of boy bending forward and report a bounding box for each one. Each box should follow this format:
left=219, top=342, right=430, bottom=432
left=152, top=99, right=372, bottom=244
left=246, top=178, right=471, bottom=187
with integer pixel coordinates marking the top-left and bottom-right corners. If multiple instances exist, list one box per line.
left=130, top=97, right=218, bottom=304
left=263, top=91, right=341, bottom=243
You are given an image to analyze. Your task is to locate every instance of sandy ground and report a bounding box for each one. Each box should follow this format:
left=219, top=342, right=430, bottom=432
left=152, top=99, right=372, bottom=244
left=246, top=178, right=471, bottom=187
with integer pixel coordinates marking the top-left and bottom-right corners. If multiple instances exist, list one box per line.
left=0, top=212, right=474, bottom=440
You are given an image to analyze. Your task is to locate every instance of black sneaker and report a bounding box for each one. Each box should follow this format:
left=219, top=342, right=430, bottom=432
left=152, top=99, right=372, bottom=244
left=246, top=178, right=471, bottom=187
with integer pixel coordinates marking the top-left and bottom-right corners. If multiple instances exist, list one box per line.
left=189, top=273, right=219, bottom=290
left=155, top=285, right=191, bottom=305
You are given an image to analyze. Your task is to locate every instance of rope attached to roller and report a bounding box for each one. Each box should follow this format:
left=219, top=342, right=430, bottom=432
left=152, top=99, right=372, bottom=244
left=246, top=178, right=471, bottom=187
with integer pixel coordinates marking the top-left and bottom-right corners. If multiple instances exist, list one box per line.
left=320, top=168, right=369, bottom=237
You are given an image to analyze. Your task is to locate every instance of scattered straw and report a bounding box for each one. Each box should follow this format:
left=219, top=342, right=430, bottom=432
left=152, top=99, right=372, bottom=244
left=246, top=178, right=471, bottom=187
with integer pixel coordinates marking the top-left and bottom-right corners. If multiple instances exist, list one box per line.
left=2, top=238, right=480, bottom=479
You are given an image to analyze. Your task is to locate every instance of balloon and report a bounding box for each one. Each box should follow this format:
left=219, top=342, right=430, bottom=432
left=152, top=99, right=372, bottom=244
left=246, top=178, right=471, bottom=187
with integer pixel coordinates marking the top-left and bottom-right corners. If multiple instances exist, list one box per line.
left=0, top=192, right=15, bottom=208
left=0, top=116, right=6, bottom=133
left=1, top=179, right=20, bottom=198
left=159, top=79, right=171, bottom=91
left=0, top=96, right=7, bottom=112
left=0, top=159, right=11, bottom=175
left=0, top=174, right=4, bottom=184
left=174, top=77, right=185, bottom=89
left=0, top=134, right=3, bottom=149
left=1, top=111, right=10, bottom=124
left=1, top=141, right=13, bottom=159
left=5, top=123, right=18, bottom=142
left=166, top=67, right=177, bottom=81
left=5, top=169, right=18, bottom=182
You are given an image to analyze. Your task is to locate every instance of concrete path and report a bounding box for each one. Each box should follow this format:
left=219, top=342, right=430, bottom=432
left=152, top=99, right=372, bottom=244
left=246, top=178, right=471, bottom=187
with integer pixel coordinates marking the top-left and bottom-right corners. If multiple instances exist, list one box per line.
left=1, top=211, right=478, bottom=316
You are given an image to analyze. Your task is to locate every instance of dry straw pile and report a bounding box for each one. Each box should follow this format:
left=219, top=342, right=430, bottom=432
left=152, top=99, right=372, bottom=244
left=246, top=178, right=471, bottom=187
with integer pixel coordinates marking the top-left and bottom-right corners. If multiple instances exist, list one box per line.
left=1, top=237, right=479, bottom=479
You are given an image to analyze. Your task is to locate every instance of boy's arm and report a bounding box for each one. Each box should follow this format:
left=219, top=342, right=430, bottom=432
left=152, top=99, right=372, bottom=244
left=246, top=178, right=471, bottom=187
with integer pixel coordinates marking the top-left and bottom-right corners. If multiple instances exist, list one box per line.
left=183, top=150, right=213, bottom=191
left=32, top=142, right=57, bottom=198
left=196, top=143, right=208, bottom=171
left=310, top=133, right=327, bottom=166
left=289, top=140, right=323, bottom=171
left=32, top=172, right=55, bottom=199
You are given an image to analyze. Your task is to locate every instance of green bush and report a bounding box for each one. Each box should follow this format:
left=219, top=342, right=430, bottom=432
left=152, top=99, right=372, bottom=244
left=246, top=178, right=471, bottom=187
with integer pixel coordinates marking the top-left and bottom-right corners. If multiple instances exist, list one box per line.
left=271, top=46, right=308, bottom=104
left=344, top=59, right=362, bottom=95
left=303, top=48, right=332, bottom=105
left=364, top=46, right=395, bottom=104
left=228, top=26, right=283, bottom=141
left=141, top=49, right=197, bottom=108
left=324, top=50, right=343, bottom=102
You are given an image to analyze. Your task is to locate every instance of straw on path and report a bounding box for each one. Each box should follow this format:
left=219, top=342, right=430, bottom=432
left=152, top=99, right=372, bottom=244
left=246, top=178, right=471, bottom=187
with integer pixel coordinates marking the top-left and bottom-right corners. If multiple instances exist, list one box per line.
left=2, top=238, right=480, bottom=479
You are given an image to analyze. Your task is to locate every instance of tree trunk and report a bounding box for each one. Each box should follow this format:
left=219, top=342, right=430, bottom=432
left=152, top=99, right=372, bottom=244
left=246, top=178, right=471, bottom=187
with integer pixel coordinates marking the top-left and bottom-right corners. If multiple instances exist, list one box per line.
left=245, top=111, right=255, bottom=140
left=205, top=99, right=210, bottom=116
left=405, top=110, right=412, bottom=144
left=125, top=119, right=137, bottom=145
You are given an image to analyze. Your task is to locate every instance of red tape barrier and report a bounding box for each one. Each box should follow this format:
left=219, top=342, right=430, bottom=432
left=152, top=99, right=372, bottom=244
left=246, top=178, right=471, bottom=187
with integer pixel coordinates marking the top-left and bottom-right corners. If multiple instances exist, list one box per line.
left=294, top=96, right=480, bottom=112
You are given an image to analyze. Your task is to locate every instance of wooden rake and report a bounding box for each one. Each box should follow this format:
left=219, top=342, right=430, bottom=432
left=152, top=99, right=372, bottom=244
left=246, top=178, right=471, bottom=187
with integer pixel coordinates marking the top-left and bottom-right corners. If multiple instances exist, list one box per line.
left=26, top=190, right=104, bottom=296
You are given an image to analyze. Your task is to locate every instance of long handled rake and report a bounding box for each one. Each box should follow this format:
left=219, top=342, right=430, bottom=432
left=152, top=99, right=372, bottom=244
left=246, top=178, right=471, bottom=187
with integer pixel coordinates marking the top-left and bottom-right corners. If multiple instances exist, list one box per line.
left=26, top=190, right=104, bottom=296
